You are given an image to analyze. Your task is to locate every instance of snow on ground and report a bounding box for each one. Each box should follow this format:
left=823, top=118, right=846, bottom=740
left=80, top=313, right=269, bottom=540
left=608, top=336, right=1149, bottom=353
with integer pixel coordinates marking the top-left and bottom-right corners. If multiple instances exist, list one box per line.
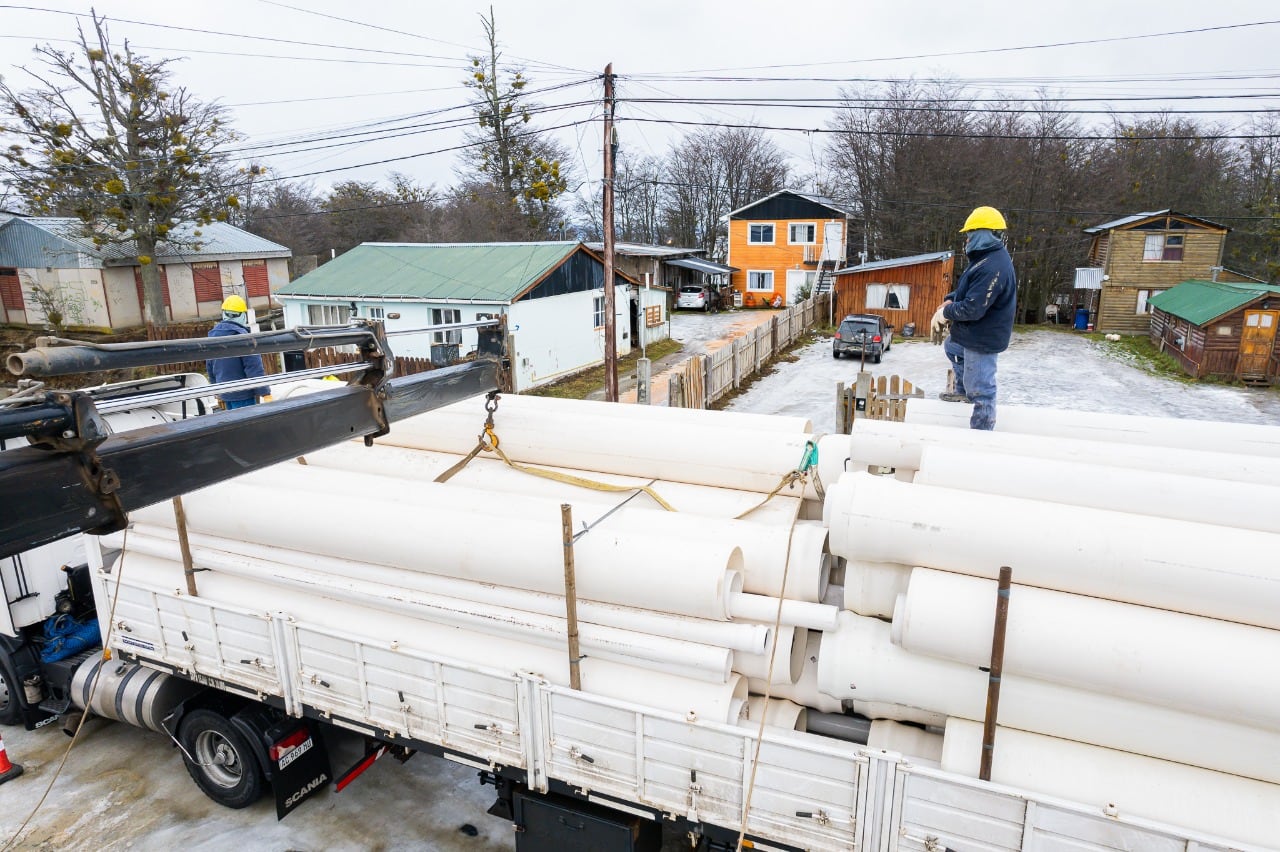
left=726, top=328, right=1280, bottom=433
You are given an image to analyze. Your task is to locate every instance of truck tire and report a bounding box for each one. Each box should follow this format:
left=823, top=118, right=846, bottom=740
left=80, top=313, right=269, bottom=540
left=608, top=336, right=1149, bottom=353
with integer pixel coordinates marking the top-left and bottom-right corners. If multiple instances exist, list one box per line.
left=0, top=654, right=20, bottom=725
left=178, top=708, right=266, bottom=808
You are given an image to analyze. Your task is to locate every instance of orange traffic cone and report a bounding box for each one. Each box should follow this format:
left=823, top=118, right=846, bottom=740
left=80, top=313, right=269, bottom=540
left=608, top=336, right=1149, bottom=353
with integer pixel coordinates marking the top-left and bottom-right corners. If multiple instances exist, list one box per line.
left=0, top=732, right=24, bottom=784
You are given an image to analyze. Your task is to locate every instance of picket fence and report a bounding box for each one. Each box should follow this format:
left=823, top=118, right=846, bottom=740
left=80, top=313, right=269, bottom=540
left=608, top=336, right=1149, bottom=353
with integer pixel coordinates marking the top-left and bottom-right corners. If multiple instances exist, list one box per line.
left=669, top=295, right=830, bottom=409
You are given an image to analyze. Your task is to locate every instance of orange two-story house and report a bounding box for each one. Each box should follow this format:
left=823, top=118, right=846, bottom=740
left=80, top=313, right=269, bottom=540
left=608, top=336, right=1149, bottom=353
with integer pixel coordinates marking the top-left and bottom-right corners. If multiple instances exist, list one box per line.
left=726, top=191, right=855, bottom=307
left=1078, top=210, right=1230, bottom=334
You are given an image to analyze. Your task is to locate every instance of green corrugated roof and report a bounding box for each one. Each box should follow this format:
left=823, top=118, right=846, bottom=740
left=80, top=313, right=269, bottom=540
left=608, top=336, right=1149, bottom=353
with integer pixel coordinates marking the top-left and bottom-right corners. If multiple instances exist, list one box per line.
left=1148, top=279, right=1280, bottom=325
left=276, top=241, right=581, bottom=302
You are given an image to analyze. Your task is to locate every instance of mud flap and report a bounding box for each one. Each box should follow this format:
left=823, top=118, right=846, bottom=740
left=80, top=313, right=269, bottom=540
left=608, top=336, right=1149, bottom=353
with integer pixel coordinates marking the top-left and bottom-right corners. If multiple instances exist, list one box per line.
left=262, top=716, right=331, bottom=820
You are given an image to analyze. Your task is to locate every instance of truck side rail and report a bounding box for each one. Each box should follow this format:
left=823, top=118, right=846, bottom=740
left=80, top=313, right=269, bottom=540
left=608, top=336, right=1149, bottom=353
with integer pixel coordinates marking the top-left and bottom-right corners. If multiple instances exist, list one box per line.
left=98, top=558, right=1270, bottom=852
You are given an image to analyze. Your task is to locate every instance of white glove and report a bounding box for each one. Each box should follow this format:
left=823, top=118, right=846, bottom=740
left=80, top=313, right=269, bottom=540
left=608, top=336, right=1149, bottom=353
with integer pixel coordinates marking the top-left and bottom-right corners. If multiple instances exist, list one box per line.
left=930, top=305, right=948, bottom=334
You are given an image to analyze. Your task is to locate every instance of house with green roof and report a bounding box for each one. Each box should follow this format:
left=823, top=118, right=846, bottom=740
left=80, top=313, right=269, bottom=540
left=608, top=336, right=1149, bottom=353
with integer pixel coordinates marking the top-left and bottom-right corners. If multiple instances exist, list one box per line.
left=1148, top=278, right=1280, bottom=384
left=275, top=241, right=653, bottom=392
left=0, top=215, right=291, bottom=329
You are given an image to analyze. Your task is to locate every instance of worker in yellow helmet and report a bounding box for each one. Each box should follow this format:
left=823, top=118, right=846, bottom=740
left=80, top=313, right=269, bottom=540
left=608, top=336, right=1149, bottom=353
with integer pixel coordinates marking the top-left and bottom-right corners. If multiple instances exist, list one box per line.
left=206, top=294, right=270, bottom=410
left=929, top=206, right=1017, bottom=430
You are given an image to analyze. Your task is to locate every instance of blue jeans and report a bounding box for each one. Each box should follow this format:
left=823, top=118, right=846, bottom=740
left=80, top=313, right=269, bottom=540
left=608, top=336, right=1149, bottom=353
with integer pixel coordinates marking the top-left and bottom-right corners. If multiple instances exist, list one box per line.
left=223, top=397, right=257, bottom=410
left=944, top=337, right=999, bottom=430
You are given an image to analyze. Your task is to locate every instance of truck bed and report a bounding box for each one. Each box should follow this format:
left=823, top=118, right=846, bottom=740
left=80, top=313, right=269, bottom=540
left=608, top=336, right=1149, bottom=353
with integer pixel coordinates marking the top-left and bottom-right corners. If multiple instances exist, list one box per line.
left=98, top=561, right=1258, bottom=852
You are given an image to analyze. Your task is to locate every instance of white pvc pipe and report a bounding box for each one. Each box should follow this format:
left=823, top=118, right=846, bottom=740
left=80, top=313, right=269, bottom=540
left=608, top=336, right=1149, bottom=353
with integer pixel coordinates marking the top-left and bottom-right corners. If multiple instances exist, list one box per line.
left=130, top=478, right=743, bottom=621
left=842, top=560, right=911, bottom=619
left=748, top=631, right=842, bottom=714
left=821, top=420, right=1280, bottom=487
left=383, top=394, right=824, bottom=499
left=866, top=720, right=942, bottom=765
left=120, top=534, right=733, bottom=683
left=727, top=594, right=838, bottom=632
left=914, top=444, right=1280, bottom=533
left=236, top=462, right=827, bottom=603
left=906, top=398, right=1280, bottom=458
left=942, top=718, right=1280, bottom=850
left=124, top=524, right=771, bottom=656
left=894, top=568, right=1280, bottom=731
left=738, top=696, right=808, bottom=732
left=502, top=393, right=813, bottom=434
left=304, top=441, right=804, bottom=526
left=818, top=612, right=1280, bottom=785
left=733, top=626, right=807, bottom=686
left=108, top=552, right=749, bottom=724
left=826, top=471, right=1280, bottom=630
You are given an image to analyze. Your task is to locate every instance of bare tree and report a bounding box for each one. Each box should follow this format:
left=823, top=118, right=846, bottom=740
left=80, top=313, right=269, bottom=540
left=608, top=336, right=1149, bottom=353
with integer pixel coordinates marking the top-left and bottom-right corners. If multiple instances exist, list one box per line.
left=0, top=13, right=237, bottom=326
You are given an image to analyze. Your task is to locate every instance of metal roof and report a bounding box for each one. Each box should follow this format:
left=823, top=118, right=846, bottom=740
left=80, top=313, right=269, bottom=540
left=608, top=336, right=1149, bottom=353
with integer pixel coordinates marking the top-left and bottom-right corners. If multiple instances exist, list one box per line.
left=0, top=216, right=290, bottom=265
left=1083, top=210, right=1229, bottom=234
left=835, top=250, right=953, bottom=275
left=584, top=241, right=702, bottom=258
left=725, top=190, right=857, bottom=219
left=665, top=257, right=737, bottom=275
left=1148, top=279, right=1280, bottom=326
left=275, top=241, right=583, bottom=303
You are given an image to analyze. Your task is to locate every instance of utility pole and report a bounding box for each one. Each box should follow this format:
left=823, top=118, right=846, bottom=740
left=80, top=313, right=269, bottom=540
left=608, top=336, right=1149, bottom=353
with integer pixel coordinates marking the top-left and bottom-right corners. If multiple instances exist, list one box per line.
left=602, top=63, right=619, bottom=402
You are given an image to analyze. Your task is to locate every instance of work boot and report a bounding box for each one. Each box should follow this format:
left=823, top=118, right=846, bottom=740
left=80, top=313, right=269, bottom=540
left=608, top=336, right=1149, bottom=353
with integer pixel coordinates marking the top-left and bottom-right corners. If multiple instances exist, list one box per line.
left=938, top=392, right=971, bottom=403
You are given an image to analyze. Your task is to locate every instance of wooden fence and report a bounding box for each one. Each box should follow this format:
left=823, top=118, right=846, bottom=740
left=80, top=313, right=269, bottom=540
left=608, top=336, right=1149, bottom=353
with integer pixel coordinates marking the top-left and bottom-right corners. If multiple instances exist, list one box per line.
left=146, top=323, right=438, bottom=379
left=834, top=373, right=922, bottom=433
left=671, top=294, right=830, bottom=409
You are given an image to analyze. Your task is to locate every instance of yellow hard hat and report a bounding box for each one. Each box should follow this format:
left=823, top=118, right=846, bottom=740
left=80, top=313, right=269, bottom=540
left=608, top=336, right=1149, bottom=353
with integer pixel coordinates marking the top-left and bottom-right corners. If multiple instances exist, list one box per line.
left=221, top=294, right=248, bottom=313
left=959, top=206, right=1007, bottom=233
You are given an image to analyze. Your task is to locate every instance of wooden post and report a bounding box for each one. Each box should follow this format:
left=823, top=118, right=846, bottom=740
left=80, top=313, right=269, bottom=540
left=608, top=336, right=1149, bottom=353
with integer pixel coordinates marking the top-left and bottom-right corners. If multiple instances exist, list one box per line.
left=172, top=496, right=198, bottom=597
left=980, top=566, right=1013, bottom=781
left=835, top=381, right=846, bottom=434
left=560, top=504, right=583, bottom=690
left=601, top=64, right=619, bottom=403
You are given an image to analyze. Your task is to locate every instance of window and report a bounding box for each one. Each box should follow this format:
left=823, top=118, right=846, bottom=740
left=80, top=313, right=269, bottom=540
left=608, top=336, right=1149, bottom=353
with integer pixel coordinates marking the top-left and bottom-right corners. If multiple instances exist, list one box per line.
left=366, top=306, right=385, bottom=320
left=788, top=223, right=816, bottom=244
left=1142, top=234, right=1184, bottom=262
left=308, top=304, right=350, bottom=325
left=192, top=262, right=222, bottom=302
left=242, top=259, right=270, bottom=298
left=0, top=267, right=23, bottom=311
left=747, top=270, right=774, bottom=291
left=748, top=223, right=775, bottom=245
left=432, top=307, right=461, bottom=343
left=1216, top=325, right=1234, bottom=336
left=1136, top=289, right=1165, bottom=314
left=866, top=283, right=911, bottom=310
left=592, top=293, right=606, bottom=328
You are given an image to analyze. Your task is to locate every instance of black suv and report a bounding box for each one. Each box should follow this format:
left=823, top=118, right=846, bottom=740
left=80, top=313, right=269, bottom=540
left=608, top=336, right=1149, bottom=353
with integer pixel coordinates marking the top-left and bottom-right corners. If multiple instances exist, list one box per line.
left=832, top=314, right=892, bottom=362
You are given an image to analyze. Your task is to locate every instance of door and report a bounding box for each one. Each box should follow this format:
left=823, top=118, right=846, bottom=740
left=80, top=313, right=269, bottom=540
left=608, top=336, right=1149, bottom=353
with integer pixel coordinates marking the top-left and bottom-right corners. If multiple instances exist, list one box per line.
left=785, top=269, right=813, bottom=305
left=1239, top=310, right=1278, bottom=376
left=821, top=221, right=844, bottom=263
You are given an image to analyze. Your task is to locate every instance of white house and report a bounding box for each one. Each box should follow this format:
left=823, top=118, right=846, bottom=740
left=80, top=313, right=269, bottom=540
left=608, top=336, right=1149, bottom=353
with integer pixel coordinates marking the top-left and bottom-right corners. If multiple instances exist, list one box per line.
left=0, top=216, right=291, bottom=329
left=274, top=241, right=655, bottom=392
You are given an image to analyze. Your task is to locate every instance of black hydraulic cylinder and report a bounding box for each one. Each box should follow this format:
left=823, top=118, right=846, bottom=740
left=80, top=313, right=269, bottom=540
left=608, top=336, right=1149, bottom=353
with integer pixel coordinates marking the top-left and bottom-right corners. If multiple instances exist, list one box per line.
left=0, top=359, right=499, bottom=559
left=7, top=327, right=380, bottom=378
left=0, top=401, right=73, bottom=443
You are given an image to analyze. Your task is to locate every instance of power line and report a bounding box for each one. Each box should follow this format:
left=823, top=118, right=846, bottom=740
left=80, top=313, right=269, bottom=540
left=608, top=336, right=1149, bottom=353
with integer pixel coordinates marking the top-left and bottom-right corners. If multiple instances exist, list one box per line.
left=647, top=18, right=1280, bottom=75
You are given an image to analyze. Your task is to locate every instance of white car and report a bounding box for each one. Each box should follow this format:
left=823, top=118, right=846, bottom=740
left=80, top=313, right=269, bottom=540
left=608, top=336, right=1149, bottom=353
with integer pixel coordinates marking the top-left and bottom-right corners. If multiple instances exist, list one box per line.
left=676, top=285, right=711, bottom=311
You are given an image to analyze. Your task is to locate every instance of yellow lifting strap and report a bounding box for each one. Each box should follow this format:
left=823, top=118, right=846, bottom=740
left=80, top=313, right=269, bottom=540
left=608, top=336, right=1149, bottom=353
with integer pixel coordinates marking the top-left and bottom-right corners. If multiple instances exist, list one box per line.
left=733, top=439, right=823, bottom=520
left=432, top=392, right=676, bottom=512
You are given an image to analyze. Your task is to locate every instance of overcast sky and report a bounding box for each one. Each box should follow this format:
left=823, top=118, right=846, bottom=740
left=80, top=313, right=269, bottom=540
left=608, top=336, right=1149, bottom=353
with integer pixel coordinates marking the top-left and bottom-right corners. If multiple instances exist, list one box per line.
left=2, top=1, right=1279, bottom=206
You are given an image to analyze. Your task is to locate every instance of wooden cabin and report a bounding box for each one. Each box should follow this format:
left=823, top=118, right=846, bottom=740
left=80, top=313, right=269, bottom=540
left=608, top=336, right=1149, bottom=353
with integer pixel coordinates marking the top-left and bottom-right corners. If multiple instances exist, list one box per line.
left=1148, top=279, right=1280, bottom=384
left=726, top=191, right=855, bottom=307
left=1078, top=210, right=1229, bottom=334
left=831, top=251, right=954, bottom=337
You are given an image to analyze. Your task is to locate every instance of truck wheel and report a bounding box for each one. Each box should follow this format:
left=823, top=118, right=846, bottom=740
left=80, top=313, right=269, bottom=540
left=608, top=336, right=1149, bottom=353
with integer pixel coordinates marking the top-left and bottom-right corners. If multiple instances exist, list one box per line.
left=0, top=654, right=21, bottom=725
left=178, top=709, right=265, bottom=808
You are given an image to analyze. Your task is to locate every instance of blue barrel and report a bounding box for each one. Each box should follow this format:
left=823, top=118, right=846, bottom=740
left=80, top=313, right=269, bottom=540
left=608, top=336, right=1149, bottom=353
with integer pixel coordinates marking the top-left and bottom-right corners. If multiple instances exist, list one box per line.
left=1074, top=308, right=1089, bottom=330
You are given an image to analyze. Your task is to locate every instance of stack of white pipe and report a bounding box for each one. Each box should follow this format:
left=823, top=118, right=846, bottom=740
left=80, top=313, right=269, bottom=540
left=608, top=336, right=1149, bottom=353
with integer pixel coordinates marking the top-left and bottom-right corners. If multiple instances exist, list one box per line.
left=113, top=393, right=836, bottom=725
left=814, top=410, right=1280, bottom=847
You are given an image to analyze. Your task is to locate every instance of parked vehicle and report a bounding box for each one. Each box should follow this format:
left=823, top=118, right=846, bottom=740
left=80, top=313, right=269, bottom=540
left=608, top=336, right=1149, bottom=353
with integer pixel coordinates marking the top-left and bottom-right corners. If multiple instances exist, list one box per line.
left=676, top=284, right=711, bottom=311
left=832, top=313, right=892, bottom=362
